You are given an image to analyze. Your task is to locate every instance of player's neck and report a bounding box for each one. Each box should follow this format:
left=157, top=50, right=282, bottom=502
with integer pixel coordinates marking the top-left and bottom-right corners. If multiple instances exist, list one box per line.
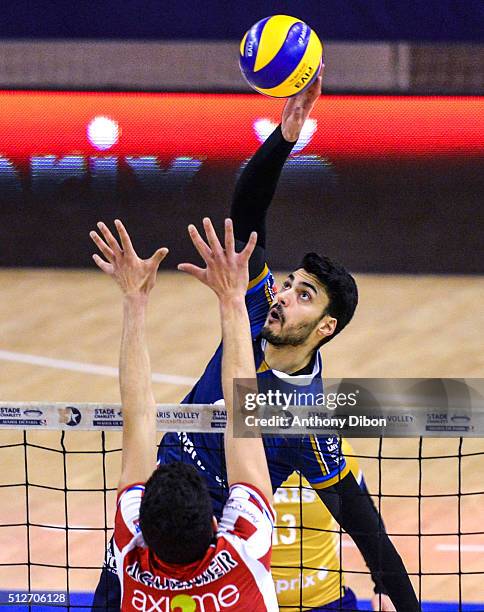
left=263, top=341, right=316, bottom=375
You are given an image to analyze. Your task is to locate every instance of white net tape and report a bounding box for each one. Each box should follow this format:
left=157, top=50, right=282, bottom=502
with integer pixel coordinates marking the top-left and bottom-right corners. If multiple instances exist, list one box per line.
left=0, top=402, right=223, bottom=432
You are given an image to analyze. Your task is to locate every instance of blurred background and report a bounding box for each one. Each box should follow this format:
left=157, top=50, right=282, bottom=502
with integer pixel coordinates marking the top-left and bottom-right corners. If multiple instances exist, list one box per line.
left=0, top=0, right=482, bottom=272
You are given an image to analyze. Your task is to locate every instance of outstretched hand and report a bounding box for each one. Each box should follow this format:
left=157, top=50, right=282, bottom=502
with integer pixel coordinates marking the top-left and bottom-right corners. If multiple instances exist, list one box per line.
left=178, top=217, right=257, bottom=301
left=90, top=219, right=168, bottom=296
left=281, top=65, right=324, bottom=142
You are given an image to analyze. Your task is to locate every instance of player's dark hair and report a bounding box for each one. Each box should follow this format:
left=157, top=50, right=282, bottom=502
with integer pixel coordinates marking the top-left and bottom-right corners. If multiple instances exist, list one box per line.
left=301, top=252, right=358, bottom=346
left=139, top=462, right=214, bottom=564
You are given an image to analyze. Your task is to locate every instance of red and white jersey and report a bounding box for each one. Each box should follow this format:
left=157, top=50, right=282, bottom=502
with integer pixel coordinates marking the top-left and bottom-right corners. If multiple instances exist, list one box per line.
left=113, top=482, right=278, bottom=611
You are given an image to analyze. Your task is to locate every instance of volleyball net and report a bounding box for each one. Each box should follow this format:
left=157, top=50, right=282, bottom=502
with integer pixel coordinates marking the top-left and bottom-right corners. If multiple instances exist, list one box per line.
left=0, top=402, right=483, bottom=612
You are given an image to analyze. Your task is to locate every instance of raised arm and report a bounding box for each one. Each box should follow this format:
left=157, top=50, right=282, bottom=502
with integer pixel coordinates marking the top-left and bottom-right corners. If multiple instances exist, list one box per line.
left=178, top=217, right=272, bottom=501
left=231, top=70, right=322, bottom=278
left=89, top=220, right=168, bottom=493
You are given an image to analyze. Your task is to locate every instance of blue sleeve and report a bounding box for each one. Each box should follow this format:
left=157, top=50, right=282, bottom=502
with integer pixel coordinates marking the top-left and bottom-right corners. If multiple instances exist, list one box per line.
left=246, top=264, right=276, bottom=338
left=291, top=435, right=350, bottom=489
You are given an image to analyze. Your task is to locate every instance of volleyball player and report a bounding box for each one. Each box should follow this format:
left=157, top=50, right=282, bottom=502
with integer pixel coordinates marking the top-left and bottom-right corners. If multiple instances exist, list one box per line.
left=93, top=217, right=279, bottom=610
left=92, top=72, right=419, bottom=610
left=273, top=441, right=396, bottom=611
left=164, top=74, right=417, bottom=611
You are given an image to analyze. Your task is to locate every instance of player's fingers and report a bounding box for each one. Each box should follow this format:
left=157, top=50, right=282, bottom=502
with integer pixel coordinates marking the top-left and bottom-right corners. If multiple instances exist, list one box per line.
left=301, top=69, right=322, bottom=107
left=150, top=247, right=169, bottom=267
left=314, top=74, right=323, bottom=94
left=224, top=218, right=235, bottom=256
left=303, top=77, right=321, bottom=107
left=97, top=222, right=122, bottom=254
left=187, top=224, right=212, bottom=262
left=177, top=262, right=206, bottom=283
left=203, top=217, right=223, bottom=256
left=240, top=231, right=258, bottom=262
left=114, top=219, right=136, bottom=256
left=89, top=231, right=115, bottom=262
left=92, top=253, right=114, bottom=275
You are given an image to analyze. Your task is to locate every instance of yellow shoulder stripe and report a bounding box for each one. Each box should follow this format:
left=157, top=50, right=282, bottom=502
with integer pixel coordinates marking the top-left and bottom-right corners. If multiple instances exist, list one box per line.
left=311, top=463, right=351, bottom=489
left=248, top=263, right=269, bottom=290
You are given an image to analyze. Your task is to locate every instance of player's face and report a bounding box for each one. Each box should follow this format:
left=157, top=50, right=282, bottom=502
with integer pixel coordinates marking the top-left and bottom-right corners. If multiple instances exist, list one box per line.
left=261, top=269, right=334, bottom=347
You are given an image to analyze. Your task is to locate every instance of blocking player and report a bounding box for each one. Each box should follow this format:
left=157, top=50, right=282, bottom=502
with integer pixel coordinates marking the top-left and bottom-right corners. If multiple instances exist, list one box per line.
left=92, top=72, right=419, bottom=611
left=92, top=217, right=279, bottom=610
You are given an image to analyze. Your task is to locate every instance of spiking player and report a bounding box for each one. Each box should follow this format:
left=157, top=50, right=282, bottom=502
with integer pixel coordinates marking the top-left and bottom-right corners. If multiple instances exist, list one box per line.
left=92, top=70, right=419, bottom=611
left=92, top=217, right=279, bottom=611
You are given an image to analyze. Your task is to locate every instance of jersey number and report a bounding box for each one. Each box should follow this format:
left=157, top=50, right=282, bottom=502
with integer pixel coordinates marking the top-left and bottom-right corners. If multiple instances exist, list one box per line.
left=273, top=513, right=297, bottom=545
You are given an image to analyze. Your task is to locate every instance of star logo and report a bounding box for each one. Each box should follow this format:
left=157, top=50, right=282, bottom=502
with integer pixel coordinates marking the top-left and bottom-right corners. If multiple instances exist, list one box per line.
left=65, top=406, right=82, bottom=427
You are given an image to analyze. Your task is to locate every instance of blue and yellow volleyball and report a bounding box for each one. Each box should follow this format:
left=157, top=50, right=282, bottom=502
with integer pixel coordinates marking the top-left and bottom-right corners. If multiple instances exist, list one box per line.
left=239, top=15, right=323, bottom=98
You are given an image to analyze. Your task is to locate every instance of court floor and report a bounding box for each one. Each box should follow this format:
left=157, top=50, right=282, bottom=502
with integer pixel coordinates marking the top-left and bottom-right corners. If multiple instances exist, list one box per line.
left=0, top=269, right=483, bottom=606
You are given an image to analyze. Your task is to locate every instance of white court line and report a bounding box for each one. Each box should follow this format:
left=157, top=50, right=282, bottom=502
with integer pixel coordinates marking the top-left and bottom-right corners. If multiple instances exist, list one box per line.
left=437, top=544, right=484, bottom=553
left=0, top=349, right=196, bottom=387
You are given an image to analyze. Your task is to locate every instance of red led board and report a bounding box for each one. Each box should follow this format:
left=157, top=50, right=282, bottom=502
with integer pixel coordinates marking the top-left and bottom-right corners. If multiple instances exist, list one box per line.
left=0, top=92, right=482, bottom=163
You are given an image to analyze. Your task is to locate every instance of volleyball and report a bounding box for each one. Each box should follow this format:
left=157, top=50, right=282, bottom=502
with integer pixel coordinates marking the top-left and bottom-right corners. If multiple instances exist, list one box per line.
left=239, top=15, right=323, bottom=98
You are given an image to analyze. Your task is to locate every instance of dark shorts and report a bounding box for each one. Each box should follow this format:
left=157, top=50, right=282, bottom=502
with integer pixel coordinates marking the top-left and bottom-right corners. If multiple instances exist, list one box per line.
left=310, top=587, right=359, bottom=611
left=91, top=540, right=119, bottom=612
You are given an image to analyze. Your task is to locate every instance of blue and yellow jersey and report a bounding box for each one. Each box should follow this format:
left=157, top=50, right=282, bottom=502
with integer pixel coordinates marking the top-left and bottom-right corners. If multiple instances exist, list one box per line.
left=272, top=440, right=361, bottom=610
left=158, top=266, right=350, bottom=516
